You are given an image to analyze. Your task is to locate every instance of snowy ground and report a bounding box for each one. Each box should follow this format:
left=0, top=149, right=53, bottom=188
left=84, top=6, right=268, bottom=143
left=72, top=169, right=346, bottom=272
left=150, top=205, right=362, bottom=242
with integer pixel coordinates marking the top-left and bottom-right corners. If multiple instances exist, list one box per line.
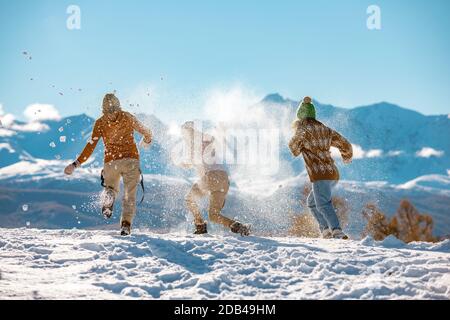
left=0, top=228, right=449, bottom=300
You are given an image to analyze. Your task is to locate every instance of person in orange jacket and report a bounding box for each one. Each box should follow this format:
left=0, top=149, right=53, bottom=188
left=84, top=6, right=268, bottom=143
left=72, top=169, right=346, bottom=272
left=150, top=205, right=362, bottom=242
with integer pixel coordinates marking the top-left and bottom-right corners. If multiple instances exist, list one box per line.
left=64, top=93, right=152, bottom=236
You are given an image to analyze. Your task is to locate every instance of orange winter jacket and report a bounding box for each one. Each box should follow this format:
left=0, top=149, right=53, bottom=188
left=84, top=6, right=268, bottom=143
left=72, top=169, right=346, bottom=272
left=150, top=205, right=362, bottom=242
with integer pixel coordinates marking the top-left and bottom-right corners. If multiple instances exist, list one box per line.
left=76, top=111, right=152, bottom=165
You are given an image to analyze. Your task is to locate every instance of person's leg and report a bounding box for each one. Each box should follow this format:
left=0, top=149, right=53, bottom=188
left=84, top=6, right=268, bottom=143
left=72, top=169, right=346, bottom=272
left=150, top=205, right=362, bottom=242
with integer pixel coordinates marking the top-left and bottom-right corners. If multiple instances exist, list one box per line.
left=120, top=159, right=141, bottom=227
left=185, top=183, right=206, bottom=226
left=205, top=171, right=234, bottom=228
left=312, top=180, right=341, bottom=230
left=306, top=188, right=329, bottom=232
left=209, top=191, right=234, bottom=228
left=101, top=161, right=121, bottom=215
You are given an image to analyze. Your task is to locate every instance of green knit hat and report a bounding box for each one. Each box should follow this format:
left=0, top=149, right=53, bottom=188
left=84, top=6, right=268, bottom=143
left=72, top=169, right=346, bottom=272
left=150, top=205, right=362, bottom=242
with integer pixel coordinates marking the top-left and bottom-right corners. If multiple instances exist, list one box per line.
left=296, top=96, right=316, bottom=120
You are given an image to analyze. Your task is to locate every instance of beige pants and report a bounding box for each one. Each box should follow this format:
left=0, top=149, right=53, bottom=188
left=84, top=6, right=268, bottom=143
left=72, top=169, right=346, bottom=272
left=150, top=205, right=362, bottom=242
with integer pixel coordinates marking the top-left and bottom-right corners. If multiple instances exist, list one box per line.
left=102, top=158, right=141, bottom=225
left=185, top=170, right=234, bottom=228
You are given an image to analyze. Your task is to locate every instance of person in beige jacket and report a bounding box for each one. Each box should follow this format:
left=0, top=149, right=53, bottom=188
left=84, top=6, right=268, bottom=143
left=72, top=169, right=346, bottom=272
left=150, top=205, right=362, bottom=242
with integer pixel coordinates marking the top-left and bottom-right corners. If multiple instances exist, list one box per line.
left=64, top=93, right=152, bottom=236
left=179, top=121, right=250, bottom=236
left=289, top=97, right=353, bottom=239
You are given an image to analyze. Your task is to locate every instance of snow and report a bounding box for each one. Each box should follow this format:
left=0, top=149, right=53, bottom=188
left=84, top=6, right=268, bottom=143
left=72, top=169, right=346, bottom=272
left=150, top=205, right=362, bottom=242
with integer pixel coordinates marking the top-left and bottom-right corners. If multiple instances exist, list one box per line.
left=351, top=144, right=383, bottom=159
left=23, top=104, right=61, bottom=122
left=415, top=147, right=444, bottom=158
left=396, top=174, right=450, bottom=194
left=365, top=149, right=383, bottom=158
left=0, top=128, right=16, bottom=137
left=0, top=159, right=100, bottom=182
left=1, top=105, right=53, bottom=133
left=11, top=122, right=50, bottom=132
left=387, top=150, right=404, bottom=157
left=0, top=228, right=449, bottom=300
left=0, top=113, right=16, bottom=127
left=0, top=143, right=15, bottom=153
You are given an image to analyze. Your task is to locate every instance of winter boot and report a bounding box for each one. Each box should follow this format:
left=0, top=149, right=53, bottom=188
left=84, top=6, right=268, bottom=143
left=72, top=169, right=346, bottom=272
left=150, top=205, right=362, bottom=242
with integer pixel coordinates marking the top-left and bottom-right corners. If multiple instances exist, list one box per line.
left=102, top=188, right=115, bottom=219
left=230, top=222, right=250, bottom=236
left=332, top=228, right=348, bottom=240
left=194, top=222, right=208, bottom=235
left=120, top=221, right=131, bottom=236
left=322, top=228, right=333, bottom=239
left=102, top=204, right=114, bottom=219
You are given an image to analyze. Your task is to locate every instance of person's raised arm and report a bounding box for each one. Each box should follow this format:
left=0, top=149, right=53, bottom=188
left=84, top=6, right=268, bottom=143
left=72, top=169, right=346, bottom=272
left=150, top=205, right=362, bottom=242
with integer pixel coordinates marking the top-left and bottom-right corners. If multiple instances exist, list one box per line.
left=130, top=114, right=152, bottom=145
left=289, top=126, right=304, bottom=157
left=64, top=120, right=102, bottom=175
left=330, top=129, right=353, bottom=164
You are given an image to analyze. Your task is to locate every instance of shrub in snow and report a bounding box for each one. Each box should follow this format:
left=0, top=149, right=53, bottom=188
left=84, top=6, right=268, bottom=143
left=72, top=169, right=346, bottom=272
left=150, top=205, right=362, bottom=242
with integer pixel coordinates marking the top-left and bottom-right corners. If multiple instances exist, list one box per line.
left=289, top=213, right=321, bottom=238
left=391, top=200, right=436, bottom=243
left=362, top=204, right=392, bottom=241
left=361, top=200, right=437, bottom=243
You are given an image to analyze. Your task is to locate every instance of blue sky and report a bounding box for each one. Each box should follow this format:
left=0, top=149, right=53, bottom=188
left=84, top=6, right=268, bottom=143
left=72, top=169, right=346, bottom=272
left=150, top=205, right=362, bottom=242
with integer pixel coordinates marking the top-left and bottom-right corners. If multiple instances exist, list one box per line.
left=0, top=0, right=449, bottom=123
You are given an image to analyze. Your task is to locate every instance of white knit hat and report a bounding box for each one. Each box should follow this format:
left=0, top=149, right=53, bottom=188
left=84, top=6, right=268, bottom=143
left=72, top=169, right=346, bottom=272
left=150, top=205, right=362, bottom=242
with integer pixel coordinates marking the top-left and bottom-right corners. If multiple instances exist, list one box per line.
left=102, top=93, right=121, bottom=114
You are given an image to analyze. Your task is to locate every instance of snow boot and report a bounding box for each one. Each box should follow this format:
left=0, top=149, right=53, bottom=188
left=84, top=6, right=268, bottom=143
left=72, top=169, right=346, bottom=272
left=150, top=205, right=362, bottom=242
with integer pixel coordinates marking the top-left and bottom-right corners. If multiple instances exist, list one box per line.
left=120, top=221, right=131, bottom=236
left=102, top=203, right=114, bottom=219
left=230, top=222, right=250, bottom=236
left=101, top=188, right=115, bottom=219
left=332, top=228, right=348, bottom=240
left=194, top=223, right=207, bottom=235
left=322, top=228, right=333, bottom=239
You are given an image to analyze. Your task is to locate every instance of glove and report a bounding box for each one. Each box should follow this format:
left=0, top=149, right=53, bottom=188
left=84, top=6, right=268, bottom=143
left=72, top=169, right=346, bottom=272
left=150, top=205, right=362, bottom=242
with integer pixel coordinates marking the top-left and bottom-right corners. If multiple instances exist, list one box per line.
left=64, top=161, right=79, bottom=175
left=139, top=137, right=151, bottom=150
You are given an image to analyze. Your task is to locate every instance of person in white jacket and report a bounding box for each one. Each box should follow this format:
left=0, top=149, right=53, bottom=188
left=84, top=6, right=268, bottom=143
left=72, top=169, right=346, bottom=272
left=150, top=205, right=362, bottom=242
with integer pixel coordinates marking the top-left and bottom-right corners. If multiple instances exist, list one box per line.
left=179, top=121, right=250, bottom=236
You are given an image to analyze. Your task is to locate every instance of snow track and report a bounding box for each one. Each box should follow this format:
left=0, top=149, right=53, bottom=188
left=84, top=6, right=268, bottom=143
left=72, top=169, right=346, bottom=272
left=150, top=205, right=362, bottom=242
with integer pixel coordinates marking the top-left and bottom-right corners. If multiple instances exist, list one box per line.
left=0, top=228, right=449, bottom=299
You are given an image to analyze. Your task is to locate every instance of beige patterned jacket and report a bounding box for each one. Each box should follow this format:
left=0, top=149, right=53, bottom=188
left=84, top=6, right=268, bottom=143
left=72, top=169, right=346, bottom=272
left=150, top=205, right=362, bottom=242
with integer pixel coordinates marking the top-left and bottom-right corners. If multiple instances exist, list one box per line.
left=289, top=119, right=353, bottom=182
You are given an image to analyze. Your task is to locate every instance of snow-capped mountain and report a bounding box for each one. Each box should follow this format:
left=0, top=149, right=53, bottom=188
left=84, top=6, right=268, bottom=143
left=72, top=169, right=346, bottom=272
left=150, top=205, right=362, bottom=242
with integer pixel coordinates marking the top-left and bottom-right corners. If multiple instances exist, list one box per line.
left=0, top=113, right=176, bottom=175
left=1, top=94, right=448, bottom=180
left=0, top=94, right=449, bottom=236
